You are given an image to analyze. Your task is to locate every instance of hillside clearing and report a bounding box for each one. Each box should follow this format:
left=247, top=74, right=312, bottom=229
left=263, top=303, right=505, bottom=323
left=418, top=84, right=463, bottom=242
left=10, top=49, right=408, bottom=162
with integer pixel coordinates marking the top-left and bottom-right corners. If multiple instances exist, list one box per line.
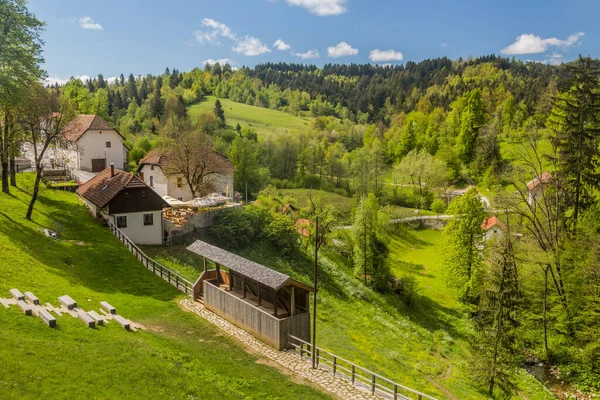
left=0, top=174, right=329, bottom=399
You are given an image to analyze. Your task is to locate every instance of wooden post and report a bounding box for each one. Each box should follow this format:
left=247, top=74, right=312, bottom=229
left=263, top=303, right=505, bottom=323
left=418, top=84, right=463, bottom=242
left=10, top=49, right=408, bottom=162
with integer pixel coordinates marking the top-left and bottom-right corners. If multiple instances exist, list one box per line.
left=291, top=286, right=296, bottom=316
left=215, top=263, right=220, bottom=286
left=316, top=348, right=320, bottom=367
left=394, top=385, right=398, bottom=400
left=203, top=256, right=207, bottom=272
left=371, top=374, right=376, bottom=394
left=273, top=289, right=278, bottom=317
left=229, top=271, right=233, bottom=291
left=333, top=356, right=337, bottom=375
left=257, top=286, right=261, bottom=306
left=300, top=342, right=304, bottom=358
left=351, top=365, right=355, bottom=384
left=242, top=277, right=247, bottom=298
left=312, top=215, right=319, bottom=369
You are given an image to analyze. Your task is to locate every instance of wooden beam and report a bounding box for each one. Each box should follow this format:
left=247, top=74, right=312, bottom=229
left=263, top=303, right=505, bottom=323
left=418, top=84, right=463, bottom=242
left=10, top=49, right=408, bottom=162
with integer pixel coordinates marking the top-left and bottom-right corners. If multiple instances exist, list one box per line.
left=203, top=256, right=207, bottom=272
left=273, top=289, right=278, bottom=317
left=215, top=263, right=220, bottom=286
left=242, top=277, right=246, bottom=298
left=229, top=270, right=233, bottom=291
left=291, top=286, right=296, bottom=316
left=257, top=286, right=262, bottom=306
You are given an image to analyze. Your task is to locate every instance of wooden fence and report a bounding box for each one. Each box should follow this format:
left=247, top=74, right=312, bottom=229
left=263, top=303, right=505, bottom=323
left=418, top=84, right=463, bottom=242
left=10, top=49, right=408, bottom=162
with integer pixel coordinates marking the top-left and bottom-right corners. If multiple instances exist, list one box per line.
left=108, top=222, right=194, bottom=295
left=288, top=335, right=437, bottom=400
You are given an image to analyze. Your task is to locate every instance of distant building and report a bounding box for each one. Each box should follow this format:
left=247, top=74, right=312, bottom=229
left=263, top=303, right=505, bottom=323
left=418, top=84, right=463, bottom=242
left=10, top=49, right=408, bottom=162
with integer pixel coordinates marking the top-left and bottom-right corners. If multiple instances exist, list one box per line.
left=21, top=114, right=128, bottom=176
left=137, top=148, right=234, bottom=201
left=481, top=216, right=506, bottom=242
left=527, top=171, right=553, bottom=206
left=76, top=165, right=168, bottom=245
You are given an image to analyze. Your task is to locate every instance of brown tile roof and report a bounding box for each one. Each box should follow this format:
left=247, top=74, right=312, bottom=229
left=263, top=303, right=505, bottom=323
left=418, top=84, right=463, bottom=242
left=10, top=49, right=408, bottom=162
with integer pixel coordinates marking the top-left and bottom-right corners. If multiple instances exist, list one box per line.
left=527, top=171, right=552, bottom=191
left=138, top=148, right=234, bottom=171
left=63, top=115, right=119, bottom=142
left=76, top=167, right=147, bottom=208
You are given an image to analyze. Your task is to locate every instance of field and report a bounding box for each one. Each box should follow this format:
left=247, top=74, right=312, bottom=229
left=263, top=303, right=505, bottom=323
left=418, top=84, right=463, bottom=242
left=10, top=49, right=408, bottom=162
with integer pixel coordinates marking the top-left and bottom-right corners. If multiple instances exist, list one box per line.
left=188, top=96, right=317, bottom=140
left=146, top=220, right=551, bottom=399
left=0, top=174, right=329, bottom=399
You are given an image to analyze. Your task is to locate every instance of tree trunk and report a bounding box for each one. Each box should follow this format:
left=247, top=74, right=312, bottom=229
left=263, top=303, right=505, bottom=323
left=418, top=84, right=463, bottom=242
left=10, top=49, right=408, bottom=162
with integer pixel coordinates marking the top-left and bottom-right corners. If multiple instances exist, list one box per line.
left=543, top=266, right=549, bottom=356
left=9, top=153, right=16, bottom=187
left=1, top=112, right=10, bottom=194
left=26, top=168, right=43, bottom=220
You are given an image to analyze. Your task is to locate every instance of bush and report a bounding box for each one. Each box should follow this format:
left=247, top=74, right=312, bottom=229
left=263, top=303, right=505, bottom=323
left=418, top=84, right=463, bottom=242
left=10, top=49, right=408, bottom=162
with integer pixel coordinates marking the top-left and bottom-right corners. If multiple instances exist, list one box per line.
left=393, top=274, right=420, bottom=308
left=210, top=207, right=267, bottom=248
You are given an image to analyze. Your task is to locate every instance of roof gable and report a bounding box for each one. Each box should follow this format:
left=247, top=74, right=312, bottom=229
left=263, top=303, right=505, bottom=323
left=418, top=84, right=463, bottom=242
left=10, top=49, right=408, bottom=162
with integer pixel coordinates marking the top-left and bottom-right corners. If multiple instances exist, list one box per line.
left=138, top=148, right=234, bottom=172
left=76, top=167, right=153, bottom=208
left=62, top=115, right=128, bottom=147
left=481, top=216, right=505, bottom=232
left=527, top=171, right=552, bottom=191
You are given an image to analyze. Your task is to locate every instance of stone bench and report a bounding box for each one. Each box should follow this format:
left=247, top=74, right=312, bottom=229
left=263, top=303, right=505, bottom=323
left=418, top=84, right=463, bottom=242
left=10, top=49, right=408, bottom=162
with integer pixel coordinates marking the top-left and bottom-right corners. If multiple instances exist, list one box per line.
left=24, top=292, right=39, bottom=305
left=10, top=289, right=25, bottom=301
left=87, top=310, right=104, bottom=326
left=58, top=295, right=77, bottom=310
left=40, top=309, right=57, bottom=327
left=113, top=315, right=130, bottom=330
left=77, top=309, right=95, bottom=328
left=17, top=300, right=32, bottom=316
left=100, top=301, right=116, bottom=314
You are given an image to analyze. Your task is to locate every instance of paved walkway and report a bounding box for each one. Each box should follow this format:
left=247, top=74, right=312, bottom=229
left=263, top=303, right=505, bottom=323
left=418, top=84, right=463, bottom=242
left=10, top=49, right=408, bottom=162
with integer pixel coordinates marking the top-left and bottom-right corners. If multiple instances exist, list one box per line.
left=180, top=299, right=380, bottom=400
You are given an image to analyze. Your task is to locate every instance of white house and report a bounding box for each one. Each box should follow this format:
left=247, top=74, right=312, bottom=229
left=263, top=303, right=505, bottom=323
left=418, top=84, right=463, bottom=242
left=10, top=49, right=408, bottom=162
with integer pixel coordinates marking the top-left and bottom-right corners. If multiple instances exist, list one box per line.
left=527, top=171, right=552, bottom=206
left=481, top=216, right=505, bottom=242
left=137, top=148, right=234, bottom=202
left=76, top=165, right=168, bottom=245
left=22, top=114, right=128, bottom=176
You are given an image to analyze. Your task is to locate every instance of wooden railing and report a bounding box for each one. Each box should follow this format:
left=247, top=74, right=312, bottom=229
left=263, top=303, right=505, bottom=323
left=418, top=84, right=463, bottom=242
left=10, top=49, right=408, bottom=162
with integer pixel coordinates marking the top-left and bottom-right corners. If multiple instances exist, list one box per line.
left=288, top=335, right=438, bottom=400
left=108, top=222, right=194, bottom=295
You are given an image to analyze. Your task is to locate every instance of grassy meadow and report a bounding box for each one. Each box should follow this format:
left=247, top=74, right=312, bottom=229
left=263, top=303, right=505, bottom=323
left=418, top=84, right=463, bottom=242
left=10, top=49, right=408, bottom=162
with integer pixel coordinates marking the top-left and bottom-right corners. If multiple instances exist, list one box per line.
left=0, top=174, right=329, bottom=399
left=188, top=96, right=316, bottom=140
left=148, top=221, right=552, bottom=399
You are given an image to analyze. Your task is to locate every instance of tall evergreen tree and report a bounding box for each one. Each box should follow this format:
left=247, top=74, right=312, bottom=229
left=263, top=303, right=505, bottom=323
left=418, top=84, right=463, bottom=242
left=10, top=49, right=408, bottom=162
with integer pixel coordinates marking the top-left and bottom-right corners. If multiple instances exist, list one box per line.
left=550, top=56, right=600, bottom=228
left=214, top=99, right=226, bottom=126
left=126, top=73, right=138, bottom=105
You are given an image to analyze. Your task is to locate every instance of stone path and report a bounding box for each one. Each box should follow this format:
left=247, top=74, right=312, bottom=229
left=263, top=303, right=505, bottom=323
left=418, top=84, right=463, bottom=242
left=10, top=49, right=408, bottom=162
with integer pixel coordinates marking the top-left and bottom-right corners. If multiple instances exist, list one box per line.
left=180, top=298, right=381, bottom=400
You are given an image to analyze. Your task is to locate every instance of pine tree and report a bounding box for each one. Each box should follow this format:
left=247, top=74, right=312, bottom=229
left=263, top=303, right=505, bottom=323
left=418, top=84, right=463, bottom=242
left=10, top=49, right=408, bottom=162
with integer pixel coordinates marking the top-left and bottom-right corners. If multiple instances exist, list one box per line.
left=119, top=73, right=125, bottom=86
left=550, top=56, right=600, bottom=228
left=457, top=89, right=484, bottom=164
left=149, top=87, right=164, bottom=119
left=126, top=73, right=138, bottom=105
left=472, top=222, right=521, bottom=396
left=96, top=73, right=106, bottom=89
left=214, top=99, right=226, bottom=126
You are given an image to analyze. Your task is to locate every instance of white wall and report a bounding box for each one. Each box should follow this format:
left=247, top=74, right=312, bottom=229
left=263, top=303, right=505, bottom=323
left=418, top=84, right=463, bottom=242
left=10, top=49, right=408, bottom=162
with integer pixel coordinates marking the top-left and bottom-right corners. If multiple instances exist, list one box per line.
left=140, top=164, right=169, bottom=197
left=108, top=210, right=163, bottom=245
left=77, top=129, right=126, bottom=171
left=484, top=228, right=504, bottom=242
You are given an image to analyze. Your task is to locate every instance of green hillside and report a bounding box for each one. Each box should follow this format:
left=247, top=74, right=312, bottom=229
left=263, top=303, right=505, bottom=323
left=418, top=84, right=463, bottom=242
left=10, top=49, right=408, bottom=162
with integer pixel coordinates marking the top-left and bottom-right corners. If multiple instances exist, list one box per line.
left=0, top=174, right=328, bottom=399
left=188, top=96, right=316, bottom=139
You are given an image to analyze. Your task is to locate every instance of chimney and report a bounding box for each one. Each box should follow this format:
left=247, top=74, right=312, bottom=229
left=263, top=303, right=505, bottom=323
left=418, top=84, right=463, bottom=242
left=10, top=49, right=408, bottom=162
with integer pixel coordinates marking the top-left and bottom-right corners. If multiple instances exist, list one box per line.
left=110, top=163, right=115, bottom=178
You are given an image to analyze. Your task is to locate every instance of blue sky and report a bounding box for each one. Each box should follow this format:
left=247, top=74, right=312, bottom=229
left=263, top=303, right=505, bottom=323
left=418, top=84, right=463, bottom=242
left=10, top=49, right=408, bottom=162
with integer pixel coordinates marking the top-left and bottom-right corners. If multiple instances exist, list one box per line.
left=29, top=0, right=597, bottom=84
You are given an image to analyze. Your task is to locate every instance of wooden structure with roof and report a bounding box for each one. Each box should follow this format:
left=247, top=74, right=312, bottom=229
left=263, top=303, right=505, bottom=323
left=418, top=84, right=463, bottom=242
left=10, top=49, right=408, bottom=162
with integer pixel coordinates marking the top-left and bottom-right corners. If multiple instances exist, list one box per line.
left=187, top=240, right=312, bottom=350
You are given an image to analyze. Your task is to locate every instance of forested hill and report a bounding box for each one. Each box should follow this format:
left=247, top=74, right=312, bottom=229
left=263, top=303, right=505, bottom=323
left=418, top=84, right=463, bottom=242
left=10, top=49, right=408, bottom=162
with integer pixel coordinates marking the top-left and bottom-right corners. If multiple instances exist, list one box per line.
left=242, top=56, right=557, bottom=119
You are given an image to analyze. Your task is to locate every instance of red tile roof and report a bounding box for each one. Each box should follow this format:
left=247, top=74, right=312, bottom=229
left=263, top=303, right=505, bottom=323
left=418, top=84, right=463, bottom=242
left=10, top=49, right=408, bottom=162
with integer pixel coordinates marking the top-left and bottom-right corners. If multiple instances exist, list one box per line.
left=63, top=115, right=119, bottom=142
left=295, top=218, right=311, bottom=237
left=76, top=167, right=147, bottom=208
left=481, top=216, right=505, bottom=231
left=527, top=171, right=552, bottom=191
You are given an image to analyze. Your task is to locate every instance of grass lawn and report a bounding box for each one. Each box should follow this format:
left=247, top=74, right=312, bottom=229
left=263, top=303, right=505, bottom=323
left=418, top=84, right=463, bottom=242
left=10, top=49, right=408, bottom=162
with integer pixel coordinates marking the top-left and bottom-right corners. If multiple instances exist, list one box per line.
left=188, top=96, right=317, bottom=140
left=0, top=174, right=329, bottom=399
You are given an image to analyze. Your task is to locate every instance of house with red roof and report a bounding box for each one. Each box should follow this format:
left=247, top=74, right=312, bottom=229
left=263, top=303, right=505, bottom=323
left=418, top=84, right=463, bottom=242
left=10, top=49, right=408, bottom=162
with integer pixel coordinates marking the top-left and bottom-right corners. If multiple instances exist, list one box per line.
left=526, top=171, right=552, bottom=206
left=481, top=216, right=506, bottom=242
left=76, top=165, right=168, bottom=245
left=137, top=148, right=234, bottom=201
left=22, top=114, right=128, bottom=179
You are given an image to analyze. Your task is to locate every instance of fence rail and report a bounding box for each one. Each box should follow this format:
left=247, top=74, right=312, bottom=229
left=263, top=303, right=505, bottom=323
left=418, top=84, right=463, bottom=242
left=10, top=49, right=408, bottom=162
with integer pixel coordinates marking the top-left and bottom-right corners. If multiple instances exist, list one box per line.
left=288, top=335, right=437, bottom=400
left=108, top=222, right=194, bottom=295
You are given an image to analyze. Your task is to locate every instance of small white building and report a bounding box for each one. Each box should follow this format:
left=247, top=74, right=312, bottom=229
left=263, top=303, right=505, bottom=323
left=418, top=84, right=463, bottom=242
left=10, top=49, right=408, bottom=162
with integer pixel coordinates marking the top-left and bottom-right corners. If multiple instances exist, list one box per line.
left=22, top=114, right=128, bottom=177
left=482, top=216, right=505, bottom=242
left=137, top=148, right=234, bottom=202
left=527, top=171, right=552, bottom=206
left=76, top=165, right=168, bottom=245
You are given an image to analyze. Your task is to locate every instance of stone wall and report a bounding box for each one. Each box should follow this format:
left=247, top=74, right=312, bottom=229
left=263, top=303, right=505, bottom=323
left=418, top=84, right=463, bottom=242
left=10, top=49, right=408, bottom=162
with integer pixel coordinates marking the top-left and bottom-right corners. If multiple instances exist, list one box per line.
left=164, top=205, right=242, bottom=244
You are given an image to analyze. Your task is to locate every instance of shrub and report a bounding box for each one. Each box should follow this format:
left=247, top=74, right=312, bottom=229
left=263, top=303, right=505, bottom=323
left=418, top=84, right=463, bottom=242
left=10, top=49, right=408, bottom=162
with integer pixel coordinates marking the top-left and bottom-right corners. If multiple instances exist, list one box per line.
left=393, top=274, right=420, bottom=308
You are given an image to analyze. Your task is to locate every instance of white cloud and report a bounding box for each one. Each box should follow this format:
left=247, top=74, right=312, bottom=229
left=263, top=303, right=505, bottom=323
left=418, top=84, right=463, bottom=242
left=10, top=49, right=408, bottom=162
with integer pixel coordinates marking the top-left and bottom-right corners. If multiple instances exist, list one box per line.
left=440, top=42, right=448, bottom=48
left=501, top=32, right=584, bottom=55
left=369, top=49, right=403, bottom=62
left=202, top=58, right=236, bottom=66
left=44, top=74, right=92, bottom=86
left=541, top=53, right=565, bottom=66
left=79, top=16, right=103, bottom=31
left=233, top=36, right=271, bottom=56
left=328, top=41, right=358, bottom=58
left=273, top=39, right=291, bottom=51
left=293, top=49, right=319, bottom=59
left=194, top=18, right=236, bottom=45
left=286, top=0, right=347, bottom=16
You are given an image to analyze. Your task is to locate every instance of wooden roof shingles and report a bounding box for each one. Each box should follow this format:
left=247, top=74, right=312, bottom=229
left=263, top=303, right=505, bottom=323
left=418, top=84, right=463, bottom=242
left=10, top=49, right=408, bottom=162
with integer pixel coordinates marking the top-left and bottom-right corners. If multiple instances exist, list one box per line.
left=76, top=167, right=148, bottom=208
left=186, top=240, right=312, bottom=291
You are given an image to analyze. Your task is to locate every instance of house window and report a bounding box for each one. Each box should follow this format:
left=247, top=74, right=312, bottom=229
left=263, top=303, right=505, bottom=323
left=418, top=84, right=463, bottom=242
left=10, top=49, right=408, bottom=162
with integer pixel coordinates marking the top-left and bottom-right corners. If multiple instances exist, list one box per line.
left=149, top=176, right=154, bottom=187
left=143, top=213, right=154, bottom=226
left=124, top=192, right=129, bottom=199
left=116, top=216, right=127, bottom=228
left=151, top=165, right=155, bottom=171
left=177, top=177, right=183, bottom=188
left=106, top=141, right=111, bottom=148
left=141, top=190, right=147, bottom=198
